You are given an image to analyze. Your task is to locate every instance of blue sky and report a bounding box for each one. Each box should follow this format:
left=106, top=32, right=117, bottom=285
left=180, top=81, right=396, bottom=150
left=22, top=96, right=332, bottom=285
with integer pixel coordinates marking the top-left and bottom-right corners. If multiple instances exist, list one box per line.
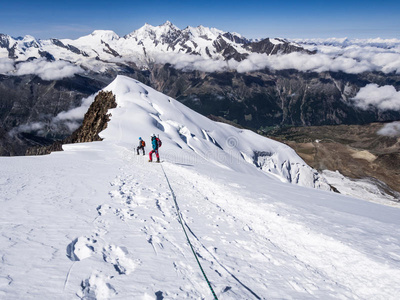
left=1, top=0, right=399, bottom=39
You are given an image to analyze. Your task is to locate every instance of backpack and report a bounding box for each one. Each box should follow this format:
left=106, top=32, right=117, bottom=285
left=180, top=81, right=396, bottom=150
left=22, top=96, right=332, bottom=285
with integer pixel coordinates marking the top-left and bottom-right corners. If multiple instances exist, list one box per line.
left=141, top=140, right=146, bottom=147
left=156, top=138, right=162, bottom=148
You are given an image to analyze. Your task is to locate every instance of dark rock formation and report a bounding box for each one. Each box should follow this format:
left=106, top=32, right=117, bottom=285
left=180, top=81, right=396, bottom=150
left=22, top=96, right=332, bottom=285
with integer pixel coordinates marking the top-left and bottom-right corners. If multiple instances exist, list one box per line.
left=51, top=39, right=89, bottom=57
left=0, top=34, right=19, bottom=59
left=25, top=91, right=117, bottom=155
left=213, top=36, right=248, bottom=61
left=25, top=141, right=63, bottom=156
left=64, top=91, right=117, bottom=144
left=245, top=38, right=316, bottom=55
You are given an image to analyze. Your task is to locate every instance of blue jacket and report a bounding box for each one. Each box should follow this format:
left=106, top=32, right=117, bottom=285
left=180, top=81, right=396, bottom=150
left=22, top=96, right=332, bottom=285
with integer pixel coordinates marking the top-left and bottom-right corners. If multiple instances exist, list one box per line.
left=152, top=137, right=158, bottom=150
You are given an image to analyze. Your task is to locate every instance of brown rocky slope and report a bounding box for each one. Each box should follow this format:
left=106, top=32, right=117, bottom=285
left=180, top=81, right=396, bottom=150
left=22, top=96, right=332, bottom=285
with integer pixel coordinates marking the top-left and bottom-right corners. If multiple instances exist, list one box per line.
left=267, top=123, right=400, bottom=198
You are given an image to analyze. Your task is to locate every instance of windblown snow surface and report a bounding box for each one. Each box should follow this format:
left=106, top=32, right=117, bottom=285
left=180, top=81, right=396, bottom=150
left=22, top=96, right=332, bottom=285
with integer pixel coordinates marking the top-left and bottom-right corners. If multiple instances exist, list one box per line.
left=1, top=76, right=400, bottom=299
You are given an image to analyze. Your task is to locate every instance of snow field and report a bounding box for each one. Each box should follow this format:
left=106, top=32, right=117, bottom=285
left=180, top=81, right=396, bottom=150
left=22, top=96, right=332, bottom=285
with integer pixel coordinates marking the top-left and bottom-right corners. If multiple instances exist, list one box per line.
left=162, top=162, right=400, bottom=299
left=1, top=142, right=397, bottom=299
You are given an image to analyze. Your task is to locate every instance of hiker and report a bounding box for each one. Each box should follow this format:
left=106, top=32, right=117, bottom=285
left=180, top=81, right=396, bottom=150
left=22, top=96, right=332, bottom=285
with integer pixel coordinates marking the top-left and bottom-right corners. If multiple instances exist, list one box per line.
left=149, top=134, right=162, bottom=162
left=137, top=137, right=146, bottom=155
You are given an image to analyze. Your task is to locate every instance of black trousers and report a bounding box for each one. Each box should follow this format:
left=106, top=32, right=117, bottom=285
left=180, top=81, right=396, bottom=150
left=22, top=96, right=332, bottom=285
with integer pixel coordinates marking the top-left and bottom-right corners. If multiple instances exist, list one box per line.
left=137, top=145, right=145, bottom=155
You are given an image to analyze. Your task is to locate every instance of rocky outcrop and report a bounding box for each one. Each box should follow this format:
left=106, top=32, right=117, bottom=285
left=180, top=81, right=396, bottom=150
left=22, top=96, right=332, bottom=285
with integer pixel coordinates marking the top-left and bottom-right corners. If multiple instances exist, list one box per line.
left=25, top=141, right=63, bottom=156
left=0, top=34, right=18, bottom=59
left=51, top=39, right=89, bottom=57
left=25, top=91, right=117, bottom=155
left=64, top=91, right=117, bottom=144
left=245, top=38, right=316, bottom=55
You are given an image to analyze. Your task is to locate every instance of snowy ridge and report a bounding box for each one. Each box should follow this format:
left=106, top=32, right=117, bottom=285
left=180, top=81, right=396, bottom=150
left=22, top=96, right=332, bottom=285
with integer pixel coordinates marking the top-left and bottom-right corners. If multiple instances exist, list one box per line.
left=100, top=75, right=329, bottom=189
left=1, top=76, right=400, bottom=299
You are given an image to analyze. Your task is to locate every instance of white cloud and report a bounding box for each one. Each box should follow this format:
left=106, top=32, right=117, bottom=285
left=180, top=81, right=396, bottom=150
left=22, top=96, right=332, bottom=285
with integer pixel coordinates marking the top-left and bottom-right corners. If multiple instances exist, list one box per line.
left=1, top=57, right=84, bottom=80
left=14, top=58, right=84, bottom=80
left=293, top=39, right=400, bottom=74
left=52, top=94, right=96, bottom=132
left=151, top=52, right=231, bottom=73
left=149, top=46, right=400, bottom=75
left=0, top=58, right=14, bottom=74
left=351, top=84, right=400, bottom=111
left=377, top=122, right=400, bottom=137
left=54, top=94, right=96, bottom=121
left=8, top=121, right=46, bottom=137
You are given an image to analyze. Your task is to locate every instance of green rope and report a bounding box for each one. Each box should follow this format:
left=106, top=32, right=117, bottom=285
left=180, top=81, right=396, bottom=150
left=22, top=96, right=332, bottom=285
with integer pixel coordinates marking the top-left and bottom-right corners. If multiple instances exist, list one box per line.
left=161, top=164, right=218, bottom=300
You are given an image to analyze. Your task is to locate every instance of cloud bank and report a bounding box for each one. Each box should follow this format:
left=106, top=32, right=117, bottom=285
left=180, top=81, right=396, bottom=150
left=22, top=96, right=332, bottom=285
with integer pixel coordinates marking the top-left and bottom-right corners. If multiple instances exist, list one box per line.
left=15, top=59, right=84, bottom=80
left=0, top=58, right=14, bottom=74
left=351, top=84, right=400, bottom=111
left=0, top=58, right=83, bottom=80
left=149, top=42, right=400, bottom=75
left=151, top=52, right=230, bottom=73
left=235, top=52, right=375, bottom=74
left=53, top=94, right=96, bottom=131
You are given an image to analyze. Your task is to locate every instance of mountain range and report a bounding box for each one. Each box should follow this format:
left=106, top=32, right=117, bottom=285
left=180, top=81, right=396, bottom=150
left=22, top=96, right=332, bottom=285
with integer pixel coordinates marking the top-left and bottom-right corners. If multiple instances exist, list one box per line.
left=0, top=21, right=312, bottom=64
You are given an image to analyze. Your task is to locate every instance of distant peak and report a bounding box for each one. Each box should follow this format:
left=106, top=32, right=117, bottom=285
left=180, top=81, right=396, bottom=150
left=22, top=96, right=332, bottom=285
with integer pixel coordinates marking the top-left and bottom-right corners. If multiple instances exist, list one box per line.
left=90, top=30, right=119, bottom=39
left=22, top=35, right=37, bottom=41
left=160, top=21, right=180, bottom=31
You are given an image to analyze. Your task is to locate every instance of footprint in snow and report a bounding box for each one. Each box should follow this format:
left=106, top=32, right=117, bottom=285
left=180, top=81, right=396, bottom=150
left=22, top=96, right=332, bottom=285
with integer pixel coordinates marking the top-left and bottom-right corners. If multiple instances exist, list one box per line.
left=96, top=204, right=112, bottom=216
left=114, top=207, right=135, bottom=222
left=66, top=237, right=96, bottom=261
left=108, top=190, right=122, bottom=199
left=78, top=271, right=116, bottom=300
left=102, top=245, right=140, bottom=275
left=243, top=225, right=252, bottom=231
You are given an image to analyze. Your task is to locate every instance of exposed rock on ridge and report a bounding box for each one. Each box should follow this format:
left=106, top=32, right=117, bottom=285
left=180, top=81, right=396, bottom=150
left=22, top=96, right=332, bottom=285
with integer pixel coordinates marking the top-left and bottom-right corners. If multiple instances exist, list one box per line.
left=64, top=90, right=117, bottom=143
left=26, top=91, right=117, bottom=155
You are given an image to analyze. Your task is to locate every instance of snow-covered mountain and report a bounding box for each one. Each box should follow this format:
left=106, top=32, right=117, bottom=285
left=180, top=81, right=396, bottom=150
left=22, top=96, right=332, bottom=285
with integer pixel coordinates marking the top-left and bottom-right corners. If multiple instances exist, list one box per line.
left=1, top=22, right=400, bottom=77
left=1, top=75, right=400, bottom=299
left=99, top=76, right=329, bottom=189
left=0, top=21, right=308, bottom=68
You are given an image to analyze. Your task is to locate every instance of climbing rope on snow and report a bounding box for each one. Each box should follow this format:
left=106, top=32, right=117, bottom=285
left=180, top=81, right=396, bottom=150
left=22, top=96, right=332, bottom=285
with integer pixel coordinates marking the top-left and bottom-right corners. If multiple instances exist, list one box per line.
left=160, top=164, right=218, bottom=300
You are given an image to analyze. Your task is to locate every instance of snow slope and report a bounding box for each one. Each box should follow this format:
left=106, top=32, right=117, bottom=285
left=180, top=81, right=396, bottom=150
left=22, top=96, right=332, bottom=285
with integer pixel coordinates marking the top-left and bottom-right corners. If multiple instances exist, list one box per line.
left=1, top=76, right=400, bottom=299
left=100, top=76, right=328, bottom=190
